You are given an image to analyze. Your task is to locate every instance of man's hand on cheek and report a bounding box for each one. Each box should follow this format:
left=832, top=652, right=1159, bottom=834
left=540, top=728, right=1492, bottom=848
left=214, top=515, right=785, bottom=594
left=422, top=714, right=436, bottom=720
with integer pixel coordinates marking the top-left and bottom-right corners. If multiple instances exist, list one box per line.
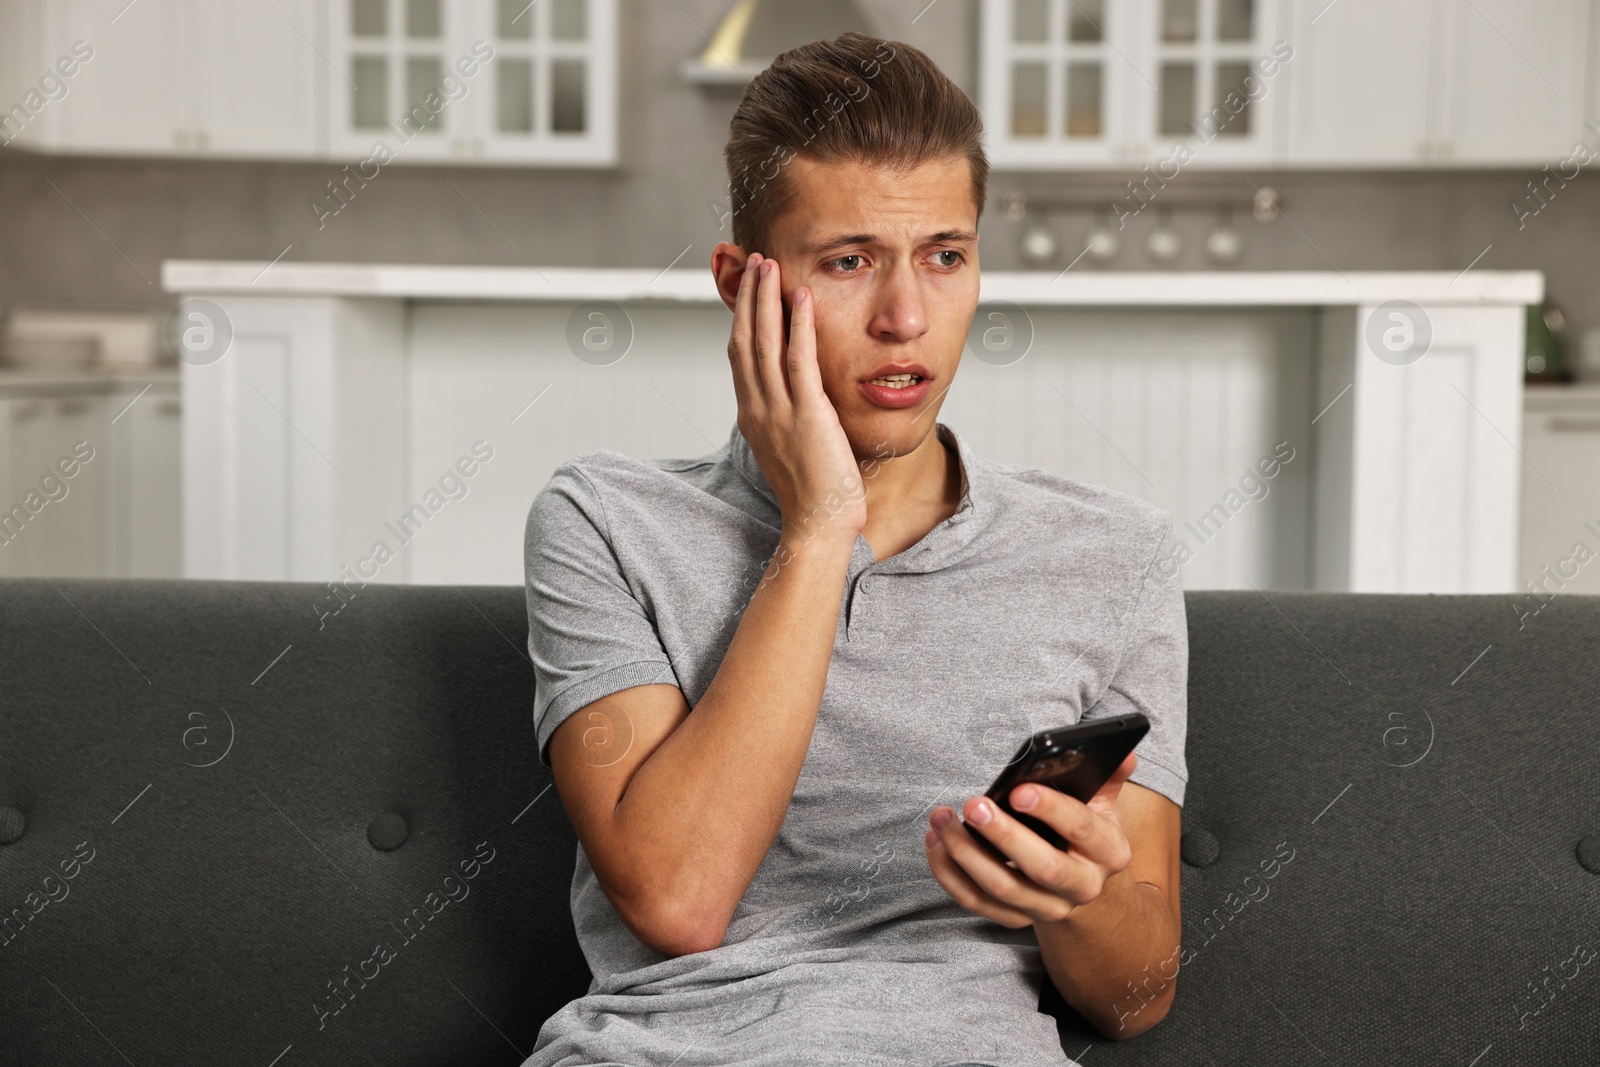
left=727, top=252, right=865, bottom=545
left=923, top=752, right=1139, bottom=928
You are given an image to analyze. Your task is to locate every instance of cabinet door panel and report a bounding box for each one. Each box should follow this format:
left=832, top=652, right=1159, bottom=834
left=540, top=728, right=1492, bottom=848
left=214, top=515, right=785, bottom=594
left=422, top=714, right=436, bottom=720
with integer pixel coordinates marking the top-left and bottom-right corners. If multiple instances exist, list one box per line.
left=0, top=2, right=52, bottom=149
left=1284, top=0, right=1440, bottom=165
left=475, top=0, right=617, bottom=164
left=1519, top=391, right=1600, bottom=596
left=110, top=384, right=182, bottom=578
left=1127, top=0, right=1284, bottom=167
left=1438, top=0, right=1589, bottom=164
left=192, top=0, right=320, bottom=158
left=980, top=0, right=1138, bottom=168
left=3, top=395, right=110, bottom=577
left=55, top=0, right=186, bottom=154
left=326, top=0, right=472, bottom=161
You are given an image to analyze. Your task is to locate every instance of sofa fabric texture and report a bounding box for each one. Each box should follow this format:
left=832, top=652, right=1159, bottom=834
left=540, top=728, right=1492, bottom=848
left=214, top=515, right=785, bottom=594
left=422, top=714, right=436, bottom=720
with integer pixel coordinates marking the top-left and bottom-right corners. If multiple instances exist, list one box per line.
left=1, top=579, right=1597, bottom=1065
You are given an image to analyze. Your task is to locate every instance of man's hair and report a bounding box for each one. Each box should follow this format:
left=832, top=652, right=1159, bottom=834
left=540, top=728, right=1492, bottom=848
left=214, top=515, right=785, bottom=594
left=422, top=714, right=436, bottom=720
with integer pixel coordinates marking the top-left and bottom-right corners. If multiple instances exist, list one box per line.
left=723, top=31, right=988, bottom=258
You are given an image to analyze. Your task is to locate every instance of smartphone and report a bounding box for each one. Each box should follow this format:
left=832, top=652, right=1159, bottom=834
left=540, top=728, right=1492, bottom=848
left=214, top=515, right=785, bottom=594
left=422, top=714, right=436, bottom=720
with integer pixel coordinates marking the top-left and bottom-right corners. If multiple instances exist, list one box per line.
left=966, top=713, right=1150, bottom=863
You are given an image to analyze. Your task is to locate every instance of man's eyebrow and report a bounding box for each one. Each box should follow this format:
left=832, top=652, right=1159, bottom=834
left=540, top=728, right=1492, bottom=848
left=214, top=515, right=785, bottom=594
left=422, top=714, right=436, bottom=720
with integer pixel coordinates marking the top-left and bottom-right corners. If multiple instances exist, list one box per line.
left=796, top=229, right=979, bottom=255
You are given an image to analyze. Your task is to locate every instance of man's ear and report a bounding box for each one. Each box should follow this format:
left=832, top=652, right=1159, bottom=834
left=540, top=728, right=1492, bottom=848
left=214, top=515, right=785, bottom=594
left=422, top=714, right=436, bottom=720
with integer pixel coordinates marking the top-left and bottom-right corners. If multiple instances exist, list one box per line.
left=711, top=242, right=750, bottom=313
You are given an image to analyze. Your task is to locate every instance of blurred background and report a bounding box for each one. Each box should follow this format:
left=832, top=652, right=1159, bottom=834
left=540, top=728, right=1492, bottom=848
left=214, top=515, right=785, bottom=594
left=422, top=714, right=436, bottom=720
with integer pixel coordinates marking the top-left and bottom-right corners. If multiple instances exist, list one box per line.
left=0, top=0, right=1595, bottom=597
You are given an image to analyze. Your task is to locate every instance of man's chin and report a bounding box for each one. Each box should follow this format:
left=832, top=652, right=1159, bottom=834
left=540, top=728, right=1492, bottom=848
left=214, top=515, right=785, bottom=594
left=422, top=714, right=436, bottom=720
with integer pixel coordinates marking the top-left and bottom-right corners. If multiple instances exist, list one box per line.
left=840, top=410, right=940, bottom=465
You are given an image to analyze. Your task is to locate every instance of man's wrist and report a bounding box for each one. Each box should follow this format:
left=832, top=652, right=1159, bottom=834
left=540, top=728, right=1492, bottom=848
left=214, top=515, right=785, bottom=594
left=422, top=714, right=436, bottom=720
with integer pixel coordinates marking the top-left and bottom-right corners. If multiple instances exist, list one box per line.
left=1034, top=869, right=1180, bottom=1038
left=767, top=527, right=858, bottom=576
left=1045, top=861, right=1139, bottom=930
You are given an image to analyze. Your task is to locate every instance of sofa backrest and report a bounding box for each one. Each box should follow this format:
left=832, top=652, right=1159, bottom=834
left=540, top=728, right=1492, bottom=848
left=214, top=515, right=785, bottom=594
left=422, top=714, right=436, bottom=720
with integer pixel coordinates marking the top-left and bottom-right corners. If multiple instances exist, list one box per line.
left=0, top=579, right=585, bottom=1065
left=1057, top=586, right=1600, bottom=1064
left=1, top=580, right=1596, bottom=1065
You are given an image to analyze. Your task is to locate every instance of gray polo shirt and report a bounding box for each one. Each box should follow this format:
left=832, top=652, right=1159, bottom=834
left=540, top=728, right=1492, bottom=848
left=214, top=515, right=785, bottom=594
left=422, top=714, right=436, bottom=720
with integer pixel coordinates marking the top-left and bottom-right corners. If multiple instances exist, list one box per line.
left=521, top=422, right=1188, bottom=1067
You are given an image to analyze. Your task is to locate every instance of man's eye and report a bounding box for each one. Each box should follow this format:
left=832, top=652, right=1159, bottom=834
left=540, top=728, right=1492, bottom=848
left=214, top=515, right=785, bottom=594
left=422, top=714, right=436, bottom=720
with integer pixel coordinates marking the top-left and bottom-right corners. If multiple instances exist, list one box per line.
left=932, top=250, right=963, bottom=267
left=829, top=254, right=864, bottom=272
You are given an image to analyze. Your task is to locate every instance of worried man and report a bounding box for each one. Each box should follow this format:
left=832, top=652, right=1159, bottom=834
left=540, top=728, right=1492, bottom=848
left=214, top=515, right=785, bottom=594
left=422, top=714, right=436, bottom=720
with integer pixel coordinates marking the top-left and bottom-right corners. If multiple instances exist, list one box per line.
left=522, top=31, right=1188, bottom=1067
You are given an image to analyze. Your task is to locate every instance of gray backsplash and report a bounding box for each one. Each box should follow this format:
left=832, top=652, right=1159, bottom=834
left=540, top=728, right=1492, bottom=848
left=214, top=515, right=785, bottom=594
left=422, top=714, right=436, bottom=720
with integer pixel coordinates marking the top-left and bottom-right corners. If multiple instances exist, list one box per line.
left=0, top=0, right=1592, bottom=358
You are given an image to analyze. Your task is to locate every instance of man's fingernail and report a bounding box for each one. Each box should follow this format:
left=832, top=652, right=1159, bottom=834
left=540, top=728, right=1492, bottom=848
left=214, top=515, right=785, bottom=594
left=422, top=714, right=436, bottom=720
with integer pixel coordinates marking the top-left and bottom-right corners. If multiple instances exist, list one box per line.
left=931, top=808, right=954, bottom=831
left=968, top=800, right=992, bottom=826
left=1014, top=785, right=1038, bottom=810
left=925, top=829, right=940, bottom=849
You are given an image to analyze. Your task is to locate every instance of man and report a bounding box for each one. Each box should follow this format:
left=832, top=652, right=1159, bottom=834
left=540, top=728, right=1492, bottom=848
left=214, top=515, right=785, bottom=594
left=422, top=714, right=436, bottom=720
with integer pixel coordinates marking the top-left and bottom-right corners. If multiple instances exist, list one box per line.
left=522, top=31, right=1187, bottom=1067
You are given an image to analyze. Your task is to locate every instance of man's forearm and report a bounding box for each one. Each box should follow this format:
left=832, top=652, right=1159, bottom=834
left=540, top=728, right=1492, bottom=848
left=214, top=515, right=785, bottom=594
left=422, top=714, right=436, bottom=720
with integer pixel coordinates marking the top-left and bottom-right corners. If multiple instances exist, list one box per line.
left=1034, top=868, right=1181, bottom=1039
left=612, top=531, right=855, bottom=949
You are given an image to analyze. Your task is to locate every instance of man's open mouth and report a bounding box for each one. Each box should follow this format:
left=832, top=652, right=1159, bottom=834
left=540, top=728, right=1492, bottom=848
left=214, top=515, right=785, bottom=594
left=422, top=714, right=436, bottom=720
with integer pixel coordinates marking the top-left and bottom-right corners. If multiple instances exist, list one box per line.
left=864, top=373, right=924, bottom=389
left=859, top=364, right=933, bottom=408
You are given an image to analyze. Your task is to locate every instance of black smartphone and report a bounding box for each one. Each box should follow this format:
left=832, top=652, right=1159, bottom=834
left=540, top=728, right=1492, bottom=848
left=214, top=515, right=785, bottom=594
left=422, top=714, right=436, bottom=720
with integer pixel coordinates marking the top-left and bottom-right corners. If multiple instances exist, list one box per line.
left=966, top=713, right=1150, bottom=863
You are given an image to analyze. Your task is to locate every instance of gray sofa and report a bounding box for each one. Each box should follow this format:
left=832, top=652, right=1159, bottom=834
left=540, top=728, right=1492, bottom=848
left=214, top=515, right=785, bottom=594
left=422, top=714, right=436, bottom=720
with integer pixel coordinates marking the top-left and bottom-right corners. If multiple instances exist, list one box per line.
left=2, top=579, right=1597, bottom=1065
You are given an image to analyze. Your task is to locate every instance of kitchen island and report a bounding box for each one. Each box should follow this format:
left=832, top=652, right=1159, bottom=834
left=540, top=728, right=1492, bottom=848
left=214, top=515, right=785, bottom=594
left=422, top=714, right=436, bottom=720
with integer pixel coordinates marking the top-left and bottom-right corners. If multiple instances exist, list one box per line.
left=163, top=261, right=1539, bottom=593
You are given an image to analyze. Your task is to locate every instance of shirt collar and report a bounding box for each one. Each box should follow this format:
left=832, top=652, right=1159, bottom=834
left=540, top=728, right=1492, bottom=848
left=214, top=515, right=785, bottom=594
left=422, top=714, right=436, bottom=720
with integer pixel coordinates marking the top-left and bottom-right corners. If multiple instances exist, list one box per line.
left=723, top=421, right=992, bottom=566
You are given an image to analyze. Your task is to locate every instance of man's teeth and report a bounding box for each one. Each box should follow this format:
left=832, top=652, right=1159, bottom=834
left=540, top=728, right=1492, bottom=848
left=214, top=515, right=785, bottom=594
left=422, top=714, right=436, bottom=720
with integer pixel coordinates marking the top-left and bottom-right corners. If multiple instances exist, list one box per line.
left=867, top=374, right=922, bottom=388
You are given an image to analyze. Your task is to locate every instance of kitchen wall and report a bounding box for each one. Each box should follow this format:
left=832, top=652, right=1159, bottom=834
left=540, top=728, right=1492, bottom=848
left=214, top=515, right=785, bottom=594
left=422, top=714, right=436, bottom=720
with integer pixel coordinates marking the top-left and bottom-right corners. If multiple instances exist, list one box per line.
left=2, top=0, right=1596, bottom=349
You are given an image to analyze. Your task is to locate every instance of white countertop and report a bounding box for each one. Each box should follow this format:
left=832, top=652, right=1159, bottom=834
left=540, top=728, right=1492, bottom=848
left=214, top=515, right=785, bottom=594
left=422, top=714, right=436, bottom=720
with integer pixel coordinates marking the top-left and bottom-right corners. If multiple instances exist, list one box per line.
left=1525, top=382, right=1600, bottom=407
left=0, top=364, right=178, bottom=395
left=162, top=260, right=1544, bottom=307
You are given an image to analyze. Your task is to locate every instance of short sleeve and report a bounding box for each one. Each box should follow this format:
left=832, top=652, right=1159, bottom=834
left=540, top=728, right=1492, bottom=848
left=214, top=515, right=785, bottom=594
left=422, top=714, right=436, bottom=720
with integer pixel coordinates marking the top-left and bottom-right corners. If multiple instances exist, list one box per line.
left=524, top=462, right=681, bottom=768
left=1082, top=516, right=1189, bottom=807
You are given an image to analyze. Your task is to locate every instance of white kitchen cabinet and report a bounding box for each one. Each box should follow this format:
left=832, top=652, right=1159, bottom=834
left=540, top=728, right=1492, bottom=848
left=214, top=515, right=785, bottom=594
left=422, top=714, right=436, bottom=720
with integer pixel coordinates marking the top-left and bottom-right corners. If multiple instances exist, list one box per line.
left=189, top=0, right=322, bottom=159
left=180, top=298, right=407, bottom=582
left=1434, top=0, right=1591, bottom=165
left=1517, top=384, right=1600, bottom=598
left=328, top=0, right=466, bottom=162
left=108, top=381, right=183, bottom=577
left=470, top=0, right=617, bottom=164
left=53, top=0, right=187, bottom=155
left=32, top=0, right=319, bottom=158
left=0, top=2, right=53, bottom=151
left=984, top=0, right=1288, bottom=169
left=6, top=0, right=616, bottom=165
left=1123, top=0, right=1286, bottom=167
left=0, top=392, right=111, bottom=577
left=979, top=0, right=1142, bottom=166
left=1283, top=0, right=1443, bottom=166
left=1311, top=302, right=1528, bottom=593
left=325, top=0, right=617, bottom=166
left=1284, top=0, right=1591, bottom=166
left=987, top=0, right=1597, bottom=169
left=0, top=376, right=182, bottom=579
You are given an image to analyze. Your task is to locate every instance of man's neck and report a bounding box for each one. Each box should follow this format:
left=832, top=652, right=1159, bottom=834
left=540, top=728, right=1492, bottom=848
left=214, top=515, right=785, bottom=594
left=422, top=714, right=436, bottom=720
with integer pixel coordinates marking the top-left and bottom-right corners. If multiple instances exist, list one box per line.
left=857, top=429, right=964, bottom=561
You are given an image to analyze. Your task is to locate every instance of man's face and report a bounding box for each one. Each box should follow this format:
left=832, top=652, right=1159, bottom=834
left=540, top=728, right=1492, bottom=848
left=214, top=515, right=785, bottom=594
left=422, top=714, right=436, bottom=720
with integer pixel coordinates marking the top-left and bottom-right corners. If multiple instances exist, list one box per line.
left=747, top=154, right=980, bottom=461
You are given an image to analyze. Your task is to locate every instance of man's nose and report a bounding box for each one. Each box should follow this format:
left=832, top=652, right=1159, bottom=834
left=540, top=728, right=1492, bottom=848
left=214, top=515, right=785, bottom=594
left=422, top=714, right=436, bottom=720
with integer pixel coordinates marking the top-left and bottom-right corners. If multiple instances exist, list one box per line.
left=871, top=261, right=929, bottom=341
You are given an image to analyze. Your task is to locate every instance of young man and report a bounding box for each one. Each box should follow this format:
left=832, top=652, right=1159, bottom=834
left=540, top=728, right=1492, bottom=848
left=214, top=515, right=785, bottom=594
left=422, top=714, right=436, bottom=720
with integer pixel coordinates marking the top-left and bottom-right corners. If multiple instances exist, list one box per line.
left=522, top=32, right=1187, bottom=1067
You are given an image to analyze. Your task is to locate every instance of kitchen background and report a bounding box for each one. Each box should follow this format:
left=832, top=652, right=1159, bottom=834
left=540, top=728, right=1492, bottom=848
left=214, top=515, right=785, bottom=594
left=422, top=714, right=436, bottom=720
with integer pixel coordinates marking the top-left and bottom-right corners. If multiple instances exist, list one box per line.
left=1, top=0, right=1597, bottom=596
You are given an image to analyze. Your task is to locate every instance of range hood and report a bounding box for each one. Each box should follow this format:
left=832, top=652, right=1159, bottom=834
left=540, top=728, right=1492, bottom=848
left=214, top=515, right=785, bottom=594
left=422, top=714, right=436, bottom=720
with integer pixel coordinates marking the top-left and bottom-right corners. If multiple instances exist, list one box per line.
left=682, top=0, right=874, bottom=85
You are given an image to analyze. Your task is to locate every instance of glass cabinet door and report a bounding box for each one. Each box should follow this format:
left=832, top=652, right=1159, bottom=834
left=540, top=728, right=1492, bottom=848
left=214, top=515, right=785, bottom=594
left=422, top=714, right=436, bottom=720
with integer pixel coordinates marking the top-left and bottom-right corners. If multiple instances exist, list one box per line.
left=330, top=0, right=463, bottom=160
left=1135, top=0, right=1280, bottom=164
left=983, top=0, right=1282, bottom=168
left=326, top=0, right=616, bottom=165
left=982, top=0, right=1137, bottom=167
left=475, top=0, right=617, bottom=163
